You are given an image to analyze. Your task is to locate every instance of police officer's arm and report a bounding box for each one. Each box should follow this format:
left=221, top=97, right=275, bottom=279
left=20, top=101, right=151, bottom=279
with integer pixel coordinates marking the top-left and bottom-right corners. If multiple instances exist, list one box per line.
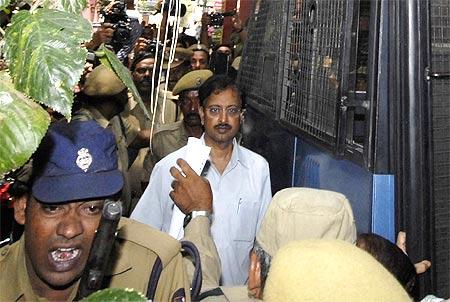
left=154, top=252, right=192, bottom=302
left=169, top=159, right=221, bottom=289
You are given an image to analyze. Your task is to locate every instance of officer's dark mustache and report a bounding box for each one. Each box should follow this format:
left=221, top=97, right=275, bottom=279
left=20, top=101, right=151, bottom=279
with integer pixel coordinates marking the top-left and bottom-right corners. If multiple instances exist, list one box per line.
left=214, top=123, right=231, bottom=130
left=140, top=78, right=153, bottom=85
left=185, top=113, right=201, bottom=120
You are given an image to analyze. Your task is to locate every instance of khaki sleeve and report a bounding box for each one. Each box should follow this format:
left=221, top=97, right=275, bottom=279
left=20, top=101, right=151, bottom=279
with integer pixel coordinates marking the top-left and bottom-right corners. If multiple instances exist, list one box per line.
left=154, top=252, right=191, bottom=302
left=182, top=216, right=221, bottom=289
left=121, top=114, right=140, bottom=146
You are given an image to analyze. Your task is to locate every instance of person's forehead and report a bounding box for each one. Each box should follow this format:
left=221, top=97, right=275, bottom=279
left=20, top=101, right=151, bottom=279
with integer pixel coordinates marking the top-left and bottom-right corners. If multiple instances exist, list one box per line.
left=136, top=58, right=155, bottom=68
left=30, top=195, right=105, bottom=206
left=205, top=87, right=240, bottom=106
left=182, top=90, right=199, bottom=98
left=217, top=46, right=231, bottom=53
left=192, top=51, right=208, bottom=59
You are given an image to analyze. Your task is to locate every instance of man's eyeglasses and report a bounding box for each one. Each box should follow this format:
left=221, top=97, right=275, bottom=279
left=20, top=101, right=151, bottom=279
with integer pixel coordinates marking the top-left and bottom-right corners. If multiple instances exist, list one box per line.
left=134, top=67, right=154, bottom=75
left=205, top=106, right=242, bottom=117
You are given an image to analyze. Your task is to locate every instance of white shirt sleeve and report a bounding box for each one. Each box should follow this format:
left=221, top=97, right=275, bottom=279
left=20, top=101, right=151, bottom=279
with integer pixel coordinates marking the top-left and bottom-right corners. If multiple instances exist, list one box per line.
left=130, top=163, right=165, bottom=230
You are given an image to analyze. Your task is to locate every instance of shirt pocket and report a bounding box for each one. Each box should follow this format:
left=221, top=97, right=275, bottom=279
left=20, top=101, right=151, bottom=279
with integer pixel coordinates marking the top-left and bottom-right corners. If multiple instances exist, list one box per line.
left=232, top=196, right=259, bottom=242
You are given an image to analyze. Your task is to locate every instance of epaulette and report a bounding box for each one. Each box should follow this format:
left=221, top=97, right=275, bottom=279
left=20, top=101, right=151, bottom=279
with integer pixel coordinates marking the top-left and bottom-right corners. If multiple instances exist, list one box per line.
left=117, top=218, right=181, bottom=267
left=0, top=244, right=11, bottom=262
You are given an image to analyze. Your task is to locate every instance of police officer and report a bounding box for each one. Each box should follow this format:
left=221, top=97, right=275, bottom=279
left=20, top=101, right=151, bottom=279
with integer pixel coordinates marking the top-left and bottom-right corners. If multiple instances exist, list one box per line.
left=188, top=44, right=210, bottom=71
left=73, top=65, right=147, bottom=216
left=0, top=120, right=217, bottom=301
left=143, top=69, right=213, bottom=176
left=200, top=187, right=358, bottom=301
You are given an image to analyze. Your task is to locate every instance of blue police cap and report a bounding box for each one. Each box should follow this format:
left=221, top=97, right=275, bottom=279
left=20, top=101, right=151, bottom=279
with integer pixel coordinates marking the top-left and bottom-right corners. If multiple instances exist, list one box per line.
left=31, top=120, right=124, bottom=203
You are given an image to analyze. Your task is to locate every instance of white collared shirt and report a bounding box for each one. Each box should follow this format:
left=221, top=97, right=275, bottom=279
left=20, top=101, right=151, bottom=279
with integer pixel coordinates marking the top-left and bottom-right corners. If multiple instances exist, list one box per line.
left=131, top=136, right=272, bottom=285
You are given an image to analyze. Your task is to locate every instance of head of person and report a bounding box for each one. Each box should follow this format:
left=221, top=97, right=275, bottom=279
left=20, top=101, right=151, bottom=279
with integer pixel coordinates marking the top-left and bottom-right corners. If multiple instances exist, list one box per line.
left=356, top=233, right=417, bottom=294
left=198, top=75, right=244, bottom=146
left=188, top=44, right=210, bottom=71
left=82, top=65, right=128, bottom=117
left=264, top=240, right=411, bottom=302
left=248, top=187, right=357, bottom=299
left=214, top=43, right=233, bottom=58
left=172, top=70, right=213, bottom=128
left=130, top=51, right=157, bottom=95
left=13, top=120, right=123, bottom=297
left=163, top=47, right=193, bottom=91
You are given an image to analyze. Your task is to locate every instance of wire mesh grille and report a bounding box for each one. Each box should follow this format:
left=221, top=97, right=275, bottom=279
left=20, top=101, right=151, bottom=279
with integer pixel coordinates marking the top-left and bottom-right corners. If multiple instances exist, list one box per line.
left=239, top=0, right=286, bottom=115
left=280, top=0, right=347, bottom=146
left=430, top=0, right=450, bottom=297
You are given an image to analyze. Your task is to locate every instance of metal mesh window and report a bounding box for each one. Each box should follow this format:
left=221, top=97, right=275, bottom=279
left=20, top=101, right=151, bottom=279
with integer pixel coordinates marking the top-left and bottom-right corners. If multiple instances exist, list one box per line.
left=430, top=0, right=450, bottom=297
left=280, top=0, right=347, bottom=146
left=239, top=0, right=287, bottom=115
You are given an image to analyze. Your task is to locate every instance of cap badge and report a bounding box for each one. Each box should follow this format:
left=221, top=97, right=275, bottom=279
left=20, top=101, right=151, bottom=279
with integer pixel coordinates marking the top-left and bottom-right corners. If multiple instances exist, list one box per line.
left=76, top=148, right=93, bottom=172
left=195, top=77, right=202, bottom=87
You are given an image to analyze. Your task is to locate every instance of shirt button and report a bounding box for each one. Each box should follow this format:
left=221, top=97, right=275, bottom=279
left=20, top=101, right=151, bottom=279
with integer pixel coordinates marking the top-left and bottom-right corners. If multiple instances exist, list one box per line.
left=1, top=249, right=8, bottom=256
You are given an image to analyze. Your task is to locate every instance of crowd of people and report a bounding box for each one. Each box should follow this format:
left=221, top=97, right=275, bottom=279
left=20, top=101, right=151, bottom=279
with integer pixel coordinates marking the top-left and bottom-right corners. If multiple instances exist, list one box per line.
left=0, top=3, right=448, bottom=302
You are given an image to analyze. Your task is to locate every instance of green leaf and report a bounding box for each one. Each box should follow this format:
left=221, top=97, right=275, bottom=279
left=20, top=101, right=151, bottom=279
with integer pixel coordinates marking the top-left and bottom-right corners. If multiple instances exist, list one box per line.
left=0, top=0, right=11, bottom=11
left=42, top=0, right=88, bottom=15
left=97, top=45, right=151, bottom=120
left=0, top=71, right=51, bottom=176
left=81, top=288, right=147, bottom=302
left=4, top=8, right=92, bottom=119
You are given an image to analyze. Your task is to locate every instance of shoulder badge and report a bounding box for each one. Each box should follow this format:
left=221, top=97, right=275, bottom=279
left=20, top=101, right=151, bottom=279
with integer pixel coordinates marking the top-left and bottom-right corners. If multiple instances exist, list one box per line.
left=76, top=148, right=93, bottom=172
left=195, top=77, right=202, bottom=87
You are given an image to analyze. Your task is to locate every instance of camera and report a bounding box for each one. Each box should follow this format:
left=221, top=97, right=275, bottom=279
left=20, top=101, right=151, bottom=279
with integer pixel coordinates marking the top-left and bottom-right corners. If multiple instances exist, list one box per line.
left=208, top=10, right=236, bottom=27
left=101, top=1, right=132, bottom=53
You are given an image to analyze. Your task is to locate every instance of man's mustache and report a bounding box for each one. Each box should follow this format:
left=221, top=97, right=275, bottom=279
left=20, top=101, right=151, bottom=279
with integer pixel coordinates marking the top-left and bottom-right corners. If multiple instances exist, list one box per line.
left=214, top=123, right=232, bottom=130
left=185, top=113, right=201, bottom=120
left=139, top=77, right=154, bottom=85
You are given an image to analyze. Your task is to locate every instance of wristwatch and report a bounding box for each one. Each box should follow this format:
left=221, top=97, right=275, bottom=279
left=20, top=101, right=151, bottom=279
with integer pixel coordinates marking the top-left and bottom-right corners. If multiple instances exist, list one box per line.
left=183, top=210, right=212, bottom=228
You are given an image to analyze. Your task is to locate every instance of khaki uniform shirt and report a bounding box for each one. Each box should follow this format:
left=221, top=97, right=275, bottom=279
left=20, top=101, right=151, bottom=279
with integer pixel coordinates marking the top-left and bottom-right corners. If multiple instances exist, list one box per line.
left=126, top=90, right=180, bottom=195
left=0, top=218, right=190, bottom=302
left=201, top=286, right=260, bottom=302
left=143, top=121, right=190, bottom=178
left=72, top=107, right=137, bottom=216
left=129, top=88, right=180, bottom=131
left=183, top=216, right=221, bottom=290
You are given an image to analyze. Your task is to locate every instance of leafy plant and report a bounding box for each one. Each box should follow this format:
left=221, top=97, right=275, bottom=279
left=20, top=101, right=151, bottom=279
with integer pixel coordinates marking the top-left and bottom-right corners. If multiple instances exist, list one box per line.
left=0, top=71, right=50, bottom=174
left=0, top=0, right=147, bottom=176
left=81, top=288, right=147, bottom=302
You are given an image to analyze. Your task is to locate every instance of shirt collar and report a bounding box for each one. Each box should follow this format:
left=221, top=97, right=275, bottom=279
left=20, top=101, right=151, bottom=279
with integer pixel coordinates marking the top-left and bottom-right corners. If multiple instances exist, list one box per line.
left=200, top=135, right=249, bottom=170
left=104, top=219, right=132, bottom=276
left=83, top=106, right=110, bottom=128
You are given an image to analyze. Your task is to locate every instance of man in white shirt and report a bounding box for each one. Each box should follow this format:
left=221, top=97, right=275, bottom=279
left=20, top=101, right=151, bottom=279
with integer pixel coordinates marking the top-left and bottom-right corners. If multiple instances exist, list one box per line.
left=131, top=75, right=272, bottom=286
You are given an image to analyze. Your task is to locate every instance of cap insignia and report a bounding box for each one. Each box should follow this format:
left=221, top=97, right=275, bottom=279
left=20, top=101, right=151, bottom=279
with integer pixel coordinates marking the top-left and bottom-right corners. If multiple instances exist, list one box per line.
left=195, top=77, right=202, bottom=87
left=76, top=148, right=93, bottom=172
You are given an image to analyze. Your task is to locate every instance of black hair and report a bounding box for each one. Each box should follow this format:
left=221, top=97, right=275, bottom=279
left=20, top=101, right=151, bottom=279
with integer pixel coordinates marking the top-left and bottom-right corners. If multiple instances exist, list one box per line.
left=356, top=233, right=417, bottom=294
left=178, top=33, right=198, bottom=48
left=191, top=47, right=210, bottom=61
left=130, top=50, right=155, bottom=72
left=198, top=74, right=245, bottom=107
left=213, top=43, right=234, bottom=58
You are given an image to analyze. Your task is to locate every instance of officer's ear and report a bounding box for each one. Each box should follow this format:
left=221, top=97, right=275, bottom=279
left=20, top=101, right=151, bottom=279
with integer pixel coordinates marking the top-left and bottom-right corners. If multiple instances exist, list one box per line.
left=199, top=106, right=205, bottom=125
left=13, top=194, right=28, bottom=225
left=240, top=108, right=245, bottom=124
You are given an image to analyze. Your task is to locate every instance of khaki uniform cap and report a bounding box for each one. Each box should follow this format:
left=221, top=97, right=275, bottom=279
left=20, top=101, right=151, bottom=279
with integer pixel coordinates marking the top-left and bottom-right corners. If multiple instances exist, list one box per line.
left=163, top=47, right=194, bottom=69
left=264, top=240, right=412, bottom=302
left=172, top=69, right=213, bottom=96
left=256, top=187, right=356, bottom=257
left=188, top=43, right=209, bottom=53
left=83, top=65, right=126, bottom=97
